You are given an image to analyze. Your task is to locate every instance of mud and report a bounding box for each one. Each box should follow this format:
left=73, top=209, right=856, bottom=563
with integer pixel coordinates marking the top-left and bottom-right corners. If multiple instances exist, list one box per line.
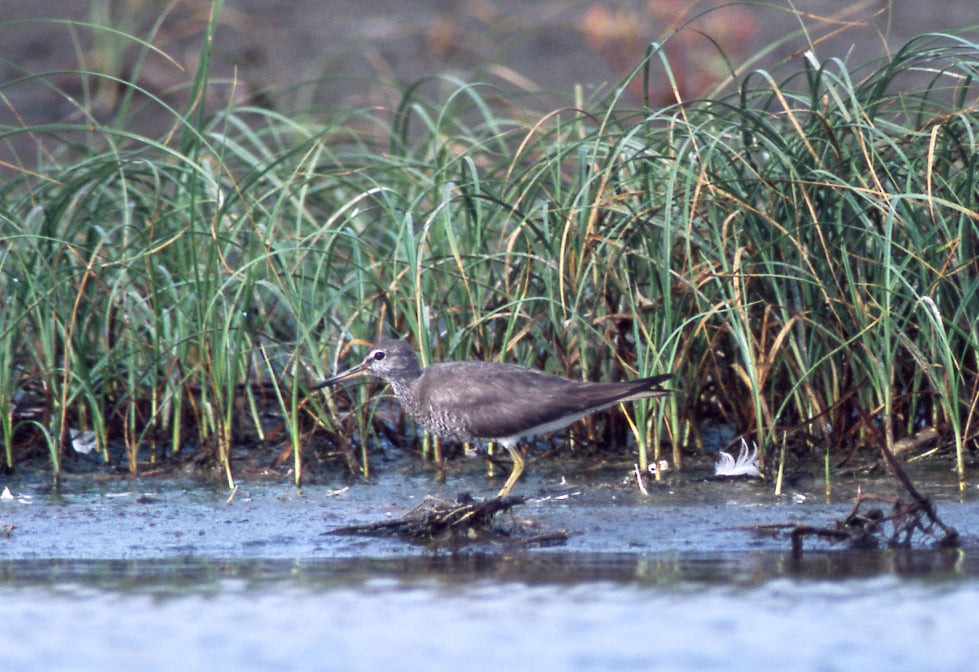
left=1, top=460, right=975, bottom=559
left=3, top=465, right=979, bottom=672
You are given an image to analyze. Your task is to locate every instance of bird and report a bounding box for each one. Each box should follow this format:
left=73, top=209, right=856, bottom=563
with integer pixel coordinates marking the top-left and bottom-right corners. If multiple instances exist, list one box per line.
left=312, top=339, right=673, bottom=497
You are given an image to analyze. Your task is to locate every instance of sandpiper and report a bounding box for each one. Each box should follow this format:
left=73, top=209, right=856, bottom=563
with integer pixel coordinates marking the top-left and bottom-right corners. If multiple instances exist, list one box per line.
left=313, top=339, right=673, bottom=497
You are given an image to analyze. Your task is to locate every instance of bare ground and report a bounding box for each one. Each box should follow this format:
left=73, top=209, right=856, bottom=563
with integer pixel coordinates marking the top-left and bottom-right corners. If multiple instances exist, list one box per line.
left=1, top=0, right=976, bottom=167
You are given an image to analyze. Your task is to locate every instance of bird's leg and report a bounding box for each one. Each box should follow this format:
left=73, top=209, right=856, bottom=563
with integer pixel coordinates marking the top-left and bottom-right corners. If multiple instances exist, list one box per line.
left=495, top=443, right=525, bottom=498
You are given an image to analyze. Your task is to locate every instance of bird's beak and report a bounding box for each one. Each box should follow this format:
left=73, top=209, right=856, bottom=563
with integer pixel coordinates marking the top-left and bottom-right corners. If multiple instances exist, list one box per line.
left=309, top=361, right=372, bottom=390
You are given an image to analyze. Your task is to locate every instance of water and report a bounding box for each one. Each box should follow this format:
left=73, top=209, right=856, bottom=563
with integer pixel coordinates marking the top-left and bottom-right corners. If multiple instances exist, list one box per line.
left=2, top=468, right=978, bottom=671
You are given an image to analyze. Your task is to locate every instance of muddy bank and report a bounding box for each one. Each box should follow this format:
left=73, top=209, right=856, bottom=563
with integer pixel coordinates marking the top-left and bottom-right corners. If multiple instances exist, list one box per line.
left=3, top=467, right=977, bottom=672
left=3, top=1, right=977, bottom=168
left=1, top=463, right=975, bottom=560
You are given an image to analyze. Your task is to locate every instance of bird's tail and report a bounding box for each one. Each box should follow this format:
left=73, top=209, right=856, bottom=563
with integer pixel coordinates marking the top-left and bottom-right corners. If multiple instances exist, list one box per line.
left=624, top=373, right=675, bottom=401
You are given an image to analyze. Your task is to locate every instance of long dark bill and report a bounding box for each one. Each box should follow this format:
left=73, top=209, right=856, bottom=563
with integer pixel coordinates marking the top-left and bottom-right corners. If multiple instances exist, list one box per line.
left=309, top=362, right=372, bottom=390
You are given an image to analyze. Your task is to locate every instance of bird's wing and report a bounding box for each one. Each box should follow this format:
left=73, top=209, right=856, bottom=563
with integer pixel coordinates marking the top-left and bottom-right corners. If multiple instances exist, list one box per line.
left=417, top=363, right=586, bottom=439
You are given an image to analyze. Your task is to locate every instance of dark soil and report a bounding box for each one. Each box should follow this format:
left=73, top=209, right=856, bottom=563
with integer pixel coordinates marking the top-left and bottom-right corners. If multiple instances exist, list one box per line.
left=1, top=1, right=976, bottom=483
left=2, top=1, right=977, bottom=169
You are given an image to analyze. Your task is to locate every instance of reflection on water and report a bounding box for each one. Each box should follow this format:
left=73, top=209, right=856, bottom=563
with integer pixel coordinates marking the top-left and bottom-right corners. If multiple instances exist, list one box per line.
left=2, top=551, right=978, bottom=672
left=1, top=475, right=977, bottom=670
left=1, top=547, right=973, bottom=592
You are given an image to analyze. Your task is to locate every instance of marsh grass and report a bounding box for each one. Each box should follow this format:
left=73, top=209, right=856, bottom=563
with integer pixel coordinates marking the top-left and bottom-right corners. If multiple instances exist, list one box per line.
left=1, top=5, right=977, bottom=489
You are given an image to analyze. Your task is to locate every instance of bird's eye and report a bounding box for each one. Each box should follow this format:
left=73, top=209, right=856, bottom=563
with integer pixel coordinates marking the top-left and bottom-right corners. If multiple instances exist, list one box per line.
left=372, top=351, right=386, bottom=361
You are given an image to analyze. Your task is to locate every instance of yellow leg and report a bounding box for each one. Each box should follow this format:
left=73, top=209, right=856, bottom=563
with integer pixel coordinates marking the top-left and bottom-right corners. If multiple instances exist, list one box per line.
left=495, top=444, right=525, bottom=498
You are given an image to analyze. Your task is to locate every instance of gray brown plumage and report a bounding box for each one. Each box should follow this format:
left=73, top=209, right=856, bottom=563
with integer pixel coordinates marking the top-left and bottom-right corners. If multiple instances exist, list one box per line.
left=314, top=339, right=673, bottom=497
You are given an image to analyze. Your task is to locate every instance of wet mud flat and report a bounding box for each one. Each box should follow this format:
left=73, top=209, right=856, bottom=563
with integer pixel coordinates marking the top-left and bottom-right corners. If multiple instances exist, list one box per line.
left=3, top=466, right=979, bottom=672
left=0, top=459, right=975, bottom=560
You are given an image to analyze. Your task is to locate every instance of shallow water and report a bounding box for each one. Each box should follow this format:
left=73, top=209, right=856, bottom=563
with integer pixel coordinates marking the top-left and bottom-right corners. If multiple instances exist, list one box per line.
left=2, top=466, right=978, bottom=671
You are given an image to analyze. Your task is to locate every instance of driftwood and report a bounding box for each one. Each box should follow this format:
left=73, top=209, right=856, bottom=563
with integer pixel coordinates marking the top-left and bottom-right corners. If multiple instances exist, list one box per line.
left=328, top=494, right=568, bottom=548
left=759, top=440, right=960, bottom=557
left=758, top=491, right=960, bottom=558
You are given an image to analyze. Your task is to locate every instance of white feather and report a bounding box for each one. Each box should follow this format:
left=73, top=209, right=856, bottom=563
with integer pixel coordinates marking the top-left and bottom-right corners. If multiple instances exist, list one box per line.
left=714, top=438, right=761, bottom=477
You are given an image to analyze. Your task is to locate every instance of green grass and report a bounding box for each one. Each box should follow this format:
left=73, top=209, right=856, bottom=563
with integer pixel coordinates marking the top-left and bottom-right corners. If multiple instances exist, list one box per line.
left=1, top=4, right=977, bottom=490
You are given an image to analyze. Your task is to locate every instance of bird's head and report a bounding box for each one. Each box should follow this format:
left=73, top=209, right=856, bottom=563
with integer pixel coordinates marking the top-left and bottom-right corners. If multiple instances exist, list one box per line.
left=311, top=340, right=421, bottom=389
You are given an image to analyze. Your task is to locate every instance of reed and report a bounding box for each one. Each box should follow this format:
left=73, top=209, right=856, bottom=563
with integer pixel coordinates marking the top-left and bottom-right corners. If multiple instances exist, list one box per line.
left=1, top=5, right=976, bottom=489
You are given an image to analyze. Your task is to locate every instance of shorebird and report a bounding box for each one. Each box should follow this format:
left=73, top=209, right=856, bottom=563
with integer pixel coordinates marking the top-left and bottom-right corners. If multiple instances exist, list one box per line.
left=313, top=339, right=673, bottom=497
